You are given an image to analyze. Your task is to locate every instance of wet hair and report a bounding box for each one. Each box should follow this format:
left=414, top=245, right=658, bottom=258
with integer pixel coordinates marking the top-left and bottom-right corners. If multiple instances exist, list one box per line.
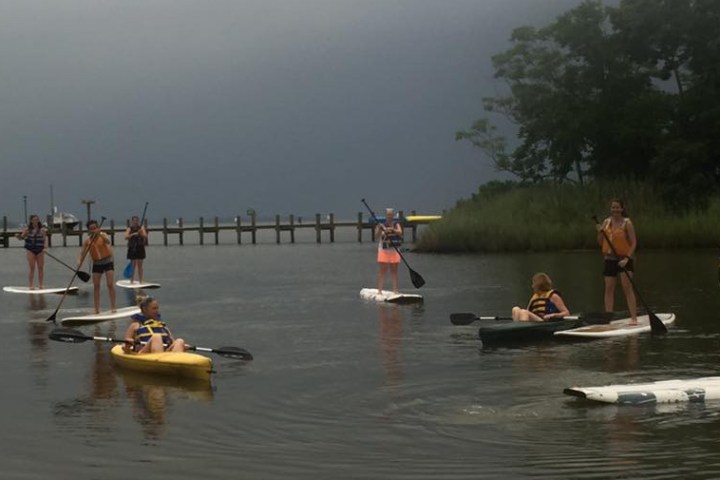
left=131, top=215, right=140, bottom=222
left=532, top=272, right=553, bottom=293
left=610, top=199, right=628, bottom=217
left=136, top=295, right=156, bottom=310
left=86, top=219, right=98, bottom=229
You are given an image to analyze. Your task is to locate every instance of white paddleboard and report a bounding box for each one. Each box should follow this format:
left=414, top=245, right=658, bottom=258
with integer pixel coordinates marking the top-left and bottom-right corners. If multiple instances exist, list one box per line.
left=116, top=280, right=161, bottom=289
left=3, top=286, right=80, bottom=295
left=61, top=305, right=141, bottom=326
left=554, top=313, right=675, bottom=338
left=359, top=288, right=423, bottom=304
left=564, top=376, right=720, bottom=404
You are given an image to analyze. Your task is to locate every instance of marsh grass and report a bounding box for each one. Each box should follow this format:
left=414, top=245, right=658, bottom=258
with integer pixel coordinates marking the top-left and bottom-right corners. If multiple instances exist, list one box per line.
left=417, top=181, right=720, bottom=252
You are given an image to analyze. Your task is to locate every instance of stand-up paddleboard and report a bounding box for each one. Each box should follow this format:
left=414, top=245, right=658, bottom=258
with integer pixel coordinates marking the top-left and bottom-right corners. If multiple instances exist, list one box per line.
left=3, top=286, right=80, bottom=295
left=116, top=280, right=161, bottom=290
left=359, top=288, right=423, bottom=304
left=554, top=313, right=675, bottom=338
left=404, top=215, right=442, bottom=223
left=60, top=306, right=141, bottom=327
left=564, top=376, right=720, bottom=405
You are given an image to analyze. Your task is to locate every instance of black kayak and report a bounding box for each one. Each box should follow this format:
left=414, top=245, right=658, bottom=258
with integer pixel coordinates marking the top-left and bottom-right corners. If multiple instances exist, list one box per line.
left=478, top=318, right=585, bottom=345
left=477, top=311, right=627, bottom=346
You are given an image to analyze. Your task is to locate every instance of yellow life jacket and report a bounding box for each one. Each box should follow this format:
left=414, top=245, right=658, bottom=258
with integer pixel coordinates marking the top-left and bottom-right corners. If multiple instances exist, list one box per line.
left=528, top=289, right=560, bottom=316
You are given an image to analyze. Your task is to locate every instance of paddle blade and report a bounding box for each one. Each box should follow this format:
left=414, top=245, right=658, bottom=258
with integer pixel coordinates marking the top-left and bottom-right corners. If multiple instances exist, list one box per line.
left=450, top=313, right=480, bottom=325
left=409, top=269, right=425, bottom=289
left=648, top=312, right=668, bottom=335
left=49, top=328, right=91, bottom=343
left=216, top=346, right=253, bottom=360
left=123, top=261, right=133, bottom=279
left=77, top=270, right=91, bottom=283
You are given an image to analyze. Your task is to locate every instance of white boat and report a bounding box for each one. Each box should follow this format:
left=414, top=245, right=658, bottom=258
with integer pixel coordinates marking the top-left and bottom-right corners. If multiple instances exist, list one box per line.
left=51, top=210, right=80, bottom=229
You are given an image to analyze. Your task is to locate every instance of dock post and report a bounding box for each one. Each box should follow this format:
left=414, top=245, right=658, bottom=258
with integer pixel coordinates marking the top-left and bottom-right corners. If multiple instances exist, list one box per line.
left=399, top=210, right=405, bottom=244
left=2, top=216, right=6, bottom=248
left=110, top=219, right=115, bottom=246
left=163, top=218, right=168, bottom=246
left=251, top=212, right=257, bottom=244
left=329, top=213, right=335, bottom=243
left=178, top=218, right=184, bottom=245
left=315, top=213, right=321, bottom=243
left=214, top=216, right=219, bottom=245
left=410, top=210, right=417, bottom=242
left=275, top=214, right=281, bottom=244
left=236, top=216, right=242, bottom=245
left=289, top=214, right=295, bottom=243
left=199, top=217, right=204, bottom=245
left=45, top=215, right=53, bottom=247
left=357, top=212, right=363, bottom=242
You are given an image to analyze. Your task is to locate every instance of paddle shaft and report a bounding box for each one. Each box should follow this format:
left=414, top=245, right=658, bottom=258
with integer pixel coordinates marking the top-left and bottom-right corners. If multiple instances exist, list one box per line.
left=361, top=198, right=425, bottom=288
left=47, top=217, right=107, bottom=323
left=48, top=328, right=252, bottom=359
left=593, top=215, right=667, bottom=334
left=44, top=251, right=91, bottom=282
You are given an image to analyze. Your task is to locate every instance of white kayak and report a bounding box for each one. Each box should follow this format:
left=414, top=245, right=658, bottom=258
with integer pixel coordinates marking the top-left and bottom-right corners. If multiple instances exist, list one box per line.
left=116, top=280, right=161, bottom=289
left=60, top=305, right=141, bottom=326
left=554, top=313, right=675, bottom=338
left=359, top=288, right=423, bottom=304
left=565, top=376, right=720, bottom=405
left=3, top=286, right=79, bottom=295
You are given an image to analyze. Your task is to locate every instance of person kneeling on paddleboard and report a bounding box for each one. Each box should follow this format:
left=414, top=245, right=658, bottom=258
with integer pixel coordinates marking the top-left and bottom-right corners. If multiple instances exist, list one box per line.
left=123, top=296, right=187, bottom=354
left=511, top=272, right=570, bottom=322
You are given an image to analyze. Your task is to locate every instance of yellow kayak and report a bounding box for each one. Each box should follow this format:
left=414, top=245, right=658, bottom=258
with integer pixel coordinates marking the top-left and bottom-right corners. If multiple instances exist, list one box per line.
left=111, top=345, right=213, bottom=382
left=404, top=215, right=442, bottom=223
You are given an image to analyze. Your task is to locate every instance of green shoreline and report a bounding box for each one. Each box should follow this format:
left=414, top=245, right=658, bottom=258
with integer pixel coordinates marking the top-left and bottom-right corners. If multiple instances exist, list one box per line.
left=415, top=181, right=720, bottom=253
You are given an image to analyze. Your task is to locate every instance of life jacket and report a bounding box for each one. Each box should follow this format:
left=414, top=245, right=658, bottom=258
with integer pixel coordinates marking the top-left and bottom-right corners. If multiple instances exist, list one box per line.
left=128, top=224, right=145, bottom=249
left=134, top=317, right=172, bottom=348
left=379, top=221, right=402, bottom=249
left=528, top=289, right=561, bottom=317
left=601, top=218, right=632, bottom=257
left=24, top=227, right=44, bottom=252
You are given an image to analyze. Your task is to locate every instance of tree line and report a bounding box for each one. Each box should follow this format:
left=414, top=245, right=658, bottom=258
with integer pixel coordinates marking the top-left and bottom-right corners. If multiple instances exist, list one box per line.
left=456, top=0, right=719, bottom=211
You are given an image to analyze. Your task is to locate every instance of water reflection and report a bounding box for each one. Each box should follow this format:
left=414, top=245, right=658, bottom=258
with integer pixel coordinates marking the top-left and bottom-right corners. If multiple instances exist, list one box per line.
left=52, top=323, right=214, bottom=441
left=377, top=304, right=403, bottom=387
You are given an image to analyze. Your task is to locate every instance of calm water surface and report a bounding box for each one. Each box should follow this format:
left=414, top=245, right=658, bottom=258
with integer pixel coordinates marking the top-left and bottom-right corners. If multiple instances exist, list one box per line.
left=1, top=233, right=720, bottom=479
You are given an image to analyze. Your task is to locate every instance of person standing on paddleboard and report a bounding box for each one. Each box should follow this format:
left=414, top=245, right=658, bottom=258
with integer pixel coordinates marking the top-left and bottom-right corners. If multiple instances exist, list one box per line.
left=16, top=214, right=47, bottom=289
left=597, top=199, right=638, bottom=325
left=123, top=296, right=186, bottom=354
left=375, top=208, right=403, bottom=294
left=124, top=215, right=148, bottom=284
left=512, top=272, right=570, bottom=322
left=79, top=219, right=117, bottom=314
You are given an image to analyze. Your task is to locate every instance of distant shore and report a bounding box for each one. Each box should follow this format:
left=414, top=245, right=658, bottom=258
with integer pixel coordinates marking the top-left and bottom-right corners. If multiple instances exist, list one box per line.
left=414, top=181, right=720, bottom=253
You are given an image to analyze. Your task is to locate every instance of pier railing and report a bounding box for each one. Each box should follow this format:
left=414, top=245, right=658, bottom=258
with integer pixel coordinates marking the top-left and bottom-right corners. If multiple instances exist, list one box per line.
left=1, top=211, right=439, bottom=248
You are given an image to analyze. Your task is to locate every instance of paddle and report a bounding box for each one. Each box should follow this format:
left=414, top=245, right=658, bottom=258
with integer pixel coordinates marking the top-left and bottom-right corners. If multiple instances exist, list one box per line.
left=123, top=201, right=149, bottom=279
left=361, top=198, right=425, bottom=289
left=48, top=327, right=254, bottom=360
left=450, top=312, right=614, bottom=326
left=44, top=251, right=91, bottom=282
left=592, top=214, right=667, bottom=334
left=46, top=217, right=107, bottom=324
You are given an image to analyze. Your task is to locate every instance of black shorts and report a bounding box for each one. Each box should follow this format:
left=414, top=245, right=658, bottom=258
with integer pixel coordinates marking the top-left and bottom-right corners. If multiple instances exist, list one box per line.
left=127, top=246, right=146, bottom=260
left=603, top=258, right=634, bottom=277
left=92, top=261, right=115, bottom=274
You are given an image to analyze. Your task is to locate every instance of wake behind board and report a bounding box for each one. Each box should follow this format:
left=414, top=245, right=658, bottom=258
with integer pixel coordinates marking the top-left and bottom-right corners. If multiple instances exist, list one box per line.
left=554, top=313, right=675, bottom=338
left=360, top=288, right=423, bottom=304
left=60, top=306, right=141, bottom=327
left=3, top=286, right=79, bottom=295
left=564, top=376, right=720, bottom=405
left=116, top=280, right=161, bottom=290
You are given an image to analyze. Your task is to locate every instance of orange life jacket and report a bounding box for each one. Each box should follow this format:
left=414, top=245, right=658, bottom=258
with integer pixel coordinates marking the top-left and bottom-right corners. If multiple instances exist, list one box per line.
left=601, top=218, right=632, bottom=257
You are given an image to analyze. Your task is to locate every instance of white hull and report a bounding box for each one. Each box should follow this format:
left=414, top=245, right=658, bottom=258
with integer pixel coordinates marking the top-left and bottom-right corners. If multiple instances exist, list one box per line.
left=565, top=376, right=720, bottom=404
left=554, top=313, right=675, bottom=338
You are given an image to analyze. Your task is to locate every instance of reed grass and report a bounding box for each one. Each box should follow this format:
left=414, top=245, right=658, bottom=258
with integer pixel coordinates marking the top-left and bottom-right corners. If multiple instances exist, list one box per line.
left=416, top=181, right=720, bottom=252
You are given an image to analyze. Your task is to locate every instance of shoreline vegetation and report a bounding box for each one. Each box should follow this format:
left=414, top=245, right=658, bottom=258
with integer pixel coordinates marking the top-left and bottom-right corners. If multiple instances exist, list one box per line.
left=415, top=181, right=720, bottom=253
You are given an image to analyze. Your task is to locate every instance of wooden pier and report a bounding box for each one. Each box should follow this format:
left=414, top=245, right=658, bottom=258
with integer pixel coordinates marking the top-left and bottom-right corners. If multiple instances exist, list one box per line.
left=0, top=211, right=439, bottom=248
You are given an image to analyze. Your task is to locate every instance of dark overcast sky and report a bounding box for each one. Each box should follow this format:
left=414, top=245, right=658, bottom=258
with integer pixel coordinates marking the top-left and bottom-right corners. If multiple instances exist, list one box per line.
left=0, top=0, right=585, bottom=223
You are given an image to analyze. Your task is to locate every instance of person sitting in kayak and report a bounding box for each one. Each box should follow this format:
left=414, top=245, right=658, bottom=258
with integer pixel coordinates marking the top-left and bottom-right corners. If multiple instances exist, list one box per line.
left=123, top=296, right=187, bottom=353
left=511, top=272, right=570, bottom=322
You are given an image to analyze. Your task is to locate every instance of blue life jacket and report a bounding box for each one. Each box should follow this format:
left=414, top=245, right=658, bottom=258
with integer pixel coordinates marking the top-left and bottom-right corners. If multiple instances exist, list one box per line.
left=134, top=317, right=172, bottom=348
left=24, top=227, right=44, bottom=252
